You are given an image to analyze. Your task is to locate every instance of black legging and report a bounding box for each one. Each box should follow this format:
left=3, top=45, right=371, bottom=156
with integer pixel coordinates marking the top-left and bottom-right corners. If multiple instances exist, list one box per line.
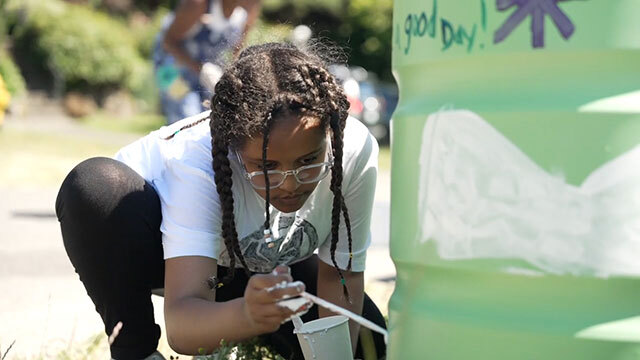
left=55, top=157, right=386, bottom=360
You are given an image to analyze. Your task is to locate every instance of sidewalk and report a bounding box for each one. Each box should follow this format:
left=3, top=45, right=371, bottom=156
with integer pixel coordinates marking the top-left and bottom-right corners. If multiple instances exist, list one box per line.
left=0, top=110, right=395, bottom=358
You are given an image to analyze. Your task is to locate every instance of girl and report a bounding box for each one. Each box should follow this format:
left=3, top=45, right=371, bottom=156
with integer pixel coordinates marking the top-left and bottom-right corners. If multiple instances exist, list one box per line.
left=56, top=42, right=386, bottom=360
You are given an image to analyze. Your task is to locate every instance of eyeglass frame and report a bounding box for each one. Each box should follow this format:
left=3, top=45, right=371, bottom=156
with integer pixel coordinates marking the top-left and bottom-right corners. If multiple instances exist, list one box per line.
left=234, top=134, right=335, bottom=190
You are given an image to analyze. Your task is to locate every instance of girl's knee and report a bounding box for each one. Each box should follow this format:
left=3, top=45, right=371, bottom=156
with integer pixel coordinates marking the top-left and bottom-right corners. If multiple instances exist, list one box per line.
left=56, top=157, right=144, bottom=221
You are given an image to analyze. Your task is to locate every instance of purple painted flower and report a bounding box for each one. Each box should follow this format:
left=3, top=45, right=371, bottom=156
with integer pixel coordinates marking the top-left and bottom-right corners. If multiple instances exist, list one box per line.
left=494, top=0, right=576, bottom=48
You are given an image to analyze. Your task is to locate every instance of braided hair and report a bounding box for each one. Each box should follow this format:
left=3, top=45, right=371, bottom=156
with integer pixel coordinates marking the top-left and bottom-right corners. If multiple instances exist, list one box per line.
left=200, top=42, right=354, bottom=298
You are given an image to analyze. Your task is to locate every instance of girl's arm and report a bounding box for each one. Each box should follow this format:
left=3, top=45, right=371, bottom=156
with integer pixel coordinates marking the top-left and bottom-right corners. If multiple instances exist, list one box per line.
left=317, top=259, right=365, bottom=354
left=163, top=0, right=207, bottom=73
left=164, top=256, right=303, bottom=355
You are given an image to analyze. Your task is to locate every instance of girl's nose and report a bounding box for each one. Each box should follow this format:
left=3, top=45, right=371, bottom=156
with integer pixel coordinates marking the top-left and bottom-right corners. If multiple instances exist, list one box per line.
left=279, top=173, right=300, bottom=192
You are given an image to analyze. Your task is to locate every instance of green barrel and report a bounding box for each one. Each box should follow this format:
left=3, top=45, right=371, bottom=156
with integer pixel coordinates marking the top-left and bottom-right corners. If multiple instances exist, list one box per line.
left=389, top=0, right=640, bottom=359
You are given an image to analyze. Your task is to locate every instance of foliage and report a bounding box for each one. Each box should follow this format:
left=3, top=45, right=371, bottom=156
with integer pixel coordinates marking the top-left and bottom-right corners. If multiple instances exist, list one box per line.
left=0, top=0, right=26, bottom=98
left=233, top=338, right=284, bottom=360
left=340, top=0, right=393, bottom=81
left=98, top=0, right=179, bottom=15
left=262, top=0, right=393, bottom=81
left=261, top=0, right=343, bottom=41
left=245, top=20, right=293, bottom=48
left=6, top=0, right=149, bottom=94
left=196, top=338, right=284, bottom=360
left=0, top=50, right=26, bottom=96
left=0, top=75, right=10, bottom=118
left=124, top=9, right=168, bottom=110
left=129, top=8, right=169, bottom=58
left=262, top=0, right=343, bottom=14
left=0, top=0, right=7, bottom=45
left=4, top=0, right=394, bottom=107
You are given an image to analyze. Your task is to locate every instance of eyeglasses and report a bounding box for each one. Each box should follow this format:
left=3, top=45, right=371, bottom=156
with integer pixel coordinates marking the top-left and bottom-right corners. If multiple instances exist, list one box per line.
left=236, top=139, right=334, bottom=190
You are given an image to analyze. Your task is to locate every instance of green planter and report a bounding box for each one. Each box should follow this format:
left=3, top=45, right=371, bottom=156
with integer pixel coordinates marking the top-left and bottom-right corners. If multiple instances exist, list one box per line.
left=389, top=0, right=640, bottom=358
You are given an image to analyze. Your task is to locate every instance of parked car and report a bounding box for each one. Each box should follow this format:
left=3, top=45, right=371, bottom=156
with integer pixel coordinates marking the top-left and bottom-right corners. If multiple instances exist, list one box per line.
left=329, top=65, right=397, bottom=144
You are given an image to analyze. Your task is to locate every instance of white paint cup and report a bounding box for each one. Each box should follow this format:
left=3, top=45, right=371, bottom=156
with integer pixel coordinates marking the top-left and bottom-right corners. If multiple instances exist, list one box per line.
left=294, top=315, right=353, bottom=360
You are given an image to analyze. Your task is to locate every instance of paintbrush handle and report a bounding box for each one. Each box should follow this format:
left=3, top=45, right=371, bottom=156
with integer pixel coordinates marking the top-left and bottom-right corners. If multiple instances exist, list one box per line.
left=301, top=292, right=388, bottom=343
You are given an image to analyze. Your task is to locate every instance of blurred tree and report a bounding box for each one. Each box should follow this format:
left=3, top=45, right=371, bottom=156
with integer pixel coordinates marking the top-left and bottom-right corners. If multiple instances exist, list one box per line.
left=262, top=0, right=393, bottom=81
left=0, top=51, right=26, bottom=97
left=6, top=0, right=149, bottom=98
left=63, top=0, right=178, bottom=14
left=340, top=0, right=393, bottom=81
left=130, top=0, right=178, bottom=13
left=0, top=0, right=27, bottom=97
left=0, top=0, right=8, bottom=46
left=3, top=0, right=393, bottom=114
left=245, top=20, right=293, bottom=47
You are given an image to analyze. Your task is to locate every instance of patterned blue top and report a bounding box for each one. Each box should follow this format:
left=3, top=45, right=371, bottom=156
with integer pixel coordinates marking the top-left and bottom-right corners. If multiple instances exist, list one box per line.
left=153, top=0, right=247, bottom=89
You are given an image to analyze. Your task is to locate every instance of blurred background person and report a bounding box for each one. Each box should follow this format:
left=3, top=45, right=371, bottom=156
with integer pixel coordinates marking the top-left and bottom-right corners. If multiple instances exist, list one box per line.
left=154, top=0, right=262, bottom=124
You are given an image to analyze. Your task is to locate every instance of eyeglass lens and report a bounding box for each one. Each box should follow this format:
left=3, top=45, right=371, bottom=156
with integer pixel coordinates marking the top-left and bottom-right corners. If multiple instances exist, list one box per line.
left=249, top=163, right=330, bottom=189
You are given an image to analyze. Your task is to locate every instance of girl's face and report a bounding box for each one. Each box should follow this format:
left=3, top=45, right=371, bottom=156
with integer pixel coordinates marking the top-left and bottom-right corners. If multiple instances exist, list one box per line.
left=238, top=114, right=328, bottom=213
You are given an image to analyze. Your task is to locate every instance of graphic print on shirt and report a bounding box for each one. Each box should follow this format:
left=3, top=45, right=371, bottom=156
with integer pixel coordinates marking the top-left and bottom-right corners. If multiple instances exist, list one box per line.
left=218, top=214, right=319, bottom=273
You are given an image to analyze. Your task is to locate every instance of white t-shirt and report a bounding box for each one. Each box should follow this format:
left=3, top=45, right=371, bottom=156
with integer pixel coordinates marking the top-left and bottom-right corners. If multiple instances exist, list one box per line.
left=114, top=111, right=378, bottom=273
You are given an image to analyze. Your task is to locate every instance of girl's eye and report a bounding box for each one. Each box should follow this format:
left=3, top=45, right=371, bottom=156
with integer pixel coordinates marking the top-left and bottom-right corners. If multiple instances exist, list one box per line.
left=300, top=155, right=319, bottom=164
left=256, top=162, right=277, bottom=170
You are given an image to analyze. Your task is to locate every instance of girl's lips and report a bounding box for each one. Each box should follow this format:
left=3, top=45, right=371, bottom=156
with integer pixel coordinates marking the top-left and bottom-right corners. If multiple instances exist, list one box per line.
left=276, top=194, right=306, bottom=205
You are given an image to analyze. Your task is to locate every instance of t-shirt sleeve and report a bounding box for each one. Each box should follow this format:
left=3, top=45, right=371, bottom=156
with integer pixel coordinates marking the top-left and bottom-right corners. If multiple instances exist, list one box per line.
left=114, top=132, right=164, bottom=182
left=156, top=157, right=223, bottom=260
left=318, top=127, right=379, bottom=272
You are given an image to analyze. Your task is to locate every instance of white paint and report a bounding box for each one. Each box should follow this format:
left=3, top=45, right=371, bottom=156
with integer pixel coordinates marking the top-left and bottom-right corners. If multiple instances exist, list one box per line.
left=278, top=297, right=311, bottom=311
left=579, top=90, right=640, bottom=113
left=502, top=267, right=545, bottom=277
left=278, top=297, right=313, bottom=324
left=266, top=280, right=304, bottom=294
left=418, top=109, right=640, bottom=277
left=575, top=316, right=640, bottom=342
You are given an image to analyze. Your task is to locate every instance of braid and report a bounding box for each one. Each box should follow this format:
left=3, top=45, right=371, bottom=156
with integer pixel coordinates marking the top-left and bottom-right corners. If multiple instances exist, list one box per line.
left=211, top=131, right=251, bottom=287
left=300, top=63, right=354, bottom=299
left=262, top=112, right=274, bottom=234
left=295, top=62, right=354, bottom=300
left=328, top=117, right=351, bottom=301
left=341, top=200, right=354, bottom=271
left=163, top=115, right=209, bottom=140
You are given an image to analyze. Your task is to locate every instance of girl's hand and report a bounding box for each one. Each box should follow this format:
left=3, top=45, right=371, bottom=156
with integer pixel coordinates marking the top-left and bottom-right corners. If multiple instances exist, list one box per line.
left=242, top=265, right=305, bottom=333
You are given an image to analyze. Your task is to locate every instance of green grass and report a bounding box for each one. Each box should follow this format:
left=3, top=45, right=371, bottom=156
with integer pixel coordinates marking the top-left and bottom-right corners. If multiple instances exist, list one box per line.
left=0, top=111, right=165, bottom=188
left=80, top=112, right=165, bottom=135
left=0, top=126, right=123, bottom=187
